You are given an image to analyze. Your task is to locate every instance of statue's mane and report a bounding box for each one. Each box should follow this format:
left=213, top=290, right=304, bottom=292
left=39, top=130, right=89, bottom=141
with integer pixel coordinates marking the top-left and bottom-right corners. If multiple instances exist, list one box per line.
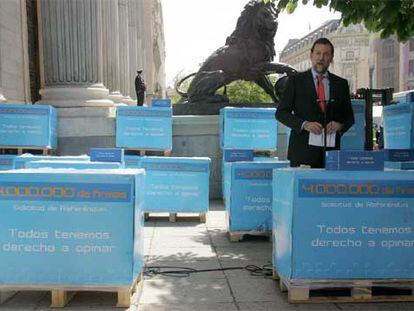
left=225, top=0, right=277, bottom=60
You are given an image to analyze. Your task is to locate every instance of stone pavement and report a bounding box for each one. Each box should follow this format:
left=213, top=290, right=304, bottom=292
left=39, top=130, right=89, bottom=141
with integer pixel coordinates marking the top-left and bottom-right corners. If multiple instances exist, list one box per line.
left=2, top=201, right=414, bottom=311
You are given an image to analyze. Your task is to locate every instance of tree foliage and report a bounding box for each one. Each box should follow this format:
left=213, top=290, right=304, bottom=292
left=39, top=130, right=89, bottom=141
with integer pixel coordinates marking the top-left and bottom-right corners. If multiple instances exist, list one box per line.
left=276, top=0, right=414, bottom=42
left=225, top=80, right=273, bottom=103
left=172, top=74, right=276, bottom=104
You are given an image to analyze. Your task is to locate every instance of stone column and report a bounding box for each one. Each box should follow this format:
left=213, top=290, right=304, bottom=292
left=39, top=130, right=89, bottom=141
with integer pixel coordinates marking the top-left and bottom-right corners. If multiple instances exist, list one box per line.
left=128, top=0, right=138, bottom=103
left=36, top=0, right=113, bottom=107
left=102, top=0, right=123, bottom=103
left=118, top=0, right=133, bottom=104
left=141, top=0, right=155, bottom=103
left=0, top=19, right=6, bottom=103
left=0, top=0, right=6, bottom=102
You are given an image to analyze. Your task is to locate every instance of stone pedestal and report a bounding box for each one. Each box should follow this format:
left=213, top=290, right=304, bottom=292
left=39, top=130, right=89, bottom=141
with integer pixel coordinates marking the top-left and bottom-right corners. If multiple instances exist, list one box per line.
left=172, top=116, right=221, bottom=199
left=57, top=107, right=116, bottom=155
left=173, top=102, right=277, bottom=115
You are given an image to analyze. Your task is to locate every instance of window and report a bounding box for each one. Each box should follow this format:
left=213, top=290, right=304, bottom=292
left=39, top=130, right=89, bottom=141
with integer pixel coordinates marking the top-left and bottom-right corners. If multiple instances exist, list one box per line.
left=383, top=39, right=395, bottom=58
left=410, top=37, right=414, bottom=51
left=409, top=60, right=414, bottom=77
left=382, top=68, right=395, bottom=88
left=345, top=51, right=354, bottom=60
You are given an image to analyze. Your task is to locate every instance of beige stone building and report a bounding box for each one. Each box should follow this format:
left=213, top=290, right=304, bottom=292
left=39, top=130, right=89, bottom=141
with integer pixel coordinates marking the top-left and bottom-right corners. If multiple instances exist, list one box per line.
left=0, top=0, right=166, bottom=106
left=279, top=20, right=370, bottom=93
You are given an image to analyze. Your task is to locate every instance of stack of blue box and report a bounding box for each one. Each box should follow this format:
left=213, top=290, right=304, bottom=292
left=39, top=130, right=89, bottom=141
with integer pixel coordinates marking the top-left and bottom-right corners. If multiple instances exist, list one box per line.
left=219, top=107, right=291, bottom=236
left=0, top=168, right=145, bottom=286
left=0, top=104, right=57, bottom=149
left=273, top=168, right=414, bottom=282
left=140, top=156, right=210, bottom=214
left=226, top=161, right=289, bottom=233
left=220, top=107, right=277, bottom=150
left=383, top=91, right=414, bottom=169
left=341, top=99, right=365, bottom=150
left=116, top=106, right=172, bottom=150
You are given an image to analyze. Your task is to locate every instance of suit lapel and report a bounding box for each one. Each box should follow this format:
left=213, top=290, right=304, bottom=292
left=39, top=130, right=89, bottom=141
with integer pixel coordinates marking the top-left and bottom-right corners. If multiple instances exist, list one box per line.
left=327, top=72, right=336, bottom=110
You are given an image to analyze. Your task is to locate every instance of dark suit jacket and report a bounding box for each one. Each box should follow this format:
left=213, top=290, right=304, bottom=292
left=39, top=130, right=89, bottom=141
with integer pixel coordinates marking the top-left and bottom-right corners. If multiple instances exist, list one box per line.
left=275, top=69, right=354, bottom=166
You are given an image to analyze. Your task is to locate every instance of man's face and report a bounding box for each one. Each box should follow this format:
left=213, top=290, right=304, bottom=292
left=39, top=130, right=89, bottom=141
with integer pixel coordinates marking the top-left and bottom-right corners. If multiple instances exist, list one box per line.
left=310, top=43, right=333, bottom=74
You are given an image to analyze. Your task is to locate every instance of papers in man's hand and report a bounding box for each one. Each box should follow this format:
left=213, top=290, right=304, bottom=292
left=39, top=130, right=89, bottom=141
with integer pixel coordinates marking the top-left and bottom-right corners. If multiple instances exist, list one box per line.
left=308, top=130, right=335, bottom=147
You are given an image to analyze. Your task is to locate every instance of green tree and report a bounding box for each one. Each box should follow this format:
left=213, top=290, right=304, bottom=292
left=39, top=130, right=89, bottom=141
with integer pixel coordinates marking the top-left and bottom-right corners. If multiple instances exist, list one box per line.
left=276, top=0, right=414, bottom=41
left=171, top=74, right=276, bottom=104
left=226, top=80, right=274, bottom=103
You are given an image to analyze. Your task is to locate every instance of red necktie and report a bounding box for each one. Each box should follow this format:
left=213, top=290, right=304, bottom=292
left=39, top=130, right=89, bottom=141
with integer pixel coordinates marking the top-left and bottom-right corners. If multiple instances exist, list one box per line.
left=317, top=75, right=325, bottom=112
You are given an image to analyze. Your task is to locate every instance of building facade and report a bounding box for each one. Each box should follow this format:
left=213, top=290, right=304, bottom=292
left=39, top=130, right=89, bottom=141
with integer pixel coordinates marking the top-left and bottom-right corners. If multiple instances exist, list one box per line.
left=0, top=0, right=166, bottom=106
left=279, top=20, right=370, bottom=93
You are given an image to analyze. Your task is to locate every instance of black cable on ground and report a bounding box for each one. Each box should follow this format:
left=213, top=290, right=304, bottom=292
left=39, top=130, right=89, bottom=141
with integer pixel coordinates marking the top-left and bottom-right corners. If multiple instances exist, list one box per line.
left=144, top=263, right=273, bottom=278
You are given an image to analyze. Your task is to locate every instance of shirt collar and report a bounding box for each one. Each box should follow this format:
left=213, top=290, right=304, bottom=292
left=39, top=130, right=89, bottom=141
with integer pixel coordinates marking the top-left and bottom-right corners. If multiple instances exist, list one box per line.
left=311, top=68, right=329, bottom=80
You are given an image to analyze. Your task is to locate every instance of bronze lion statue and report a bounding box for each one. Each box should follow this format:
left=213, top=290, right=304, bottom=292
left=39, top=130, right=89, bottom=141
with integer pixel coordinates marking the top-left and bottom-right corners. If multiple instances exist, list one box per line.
left=176, top=0, right=296, bottom=104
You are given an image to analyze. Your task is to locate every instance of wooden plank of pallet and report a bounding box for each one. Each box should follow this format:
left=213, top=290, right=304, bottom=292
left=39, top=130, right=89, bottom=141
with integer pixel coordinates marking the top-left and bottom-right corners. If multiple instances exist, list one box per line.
left=285, top=285, right=414, bottom=303
left=117, top=273, right=143, bottom=308
left=199, top=212, right=206, bottom=223
left=51, top=290, right=76, bottom=308
left=272, top=269, right=279, bottom=281
left=169, top=213, right=177, bottom=222
left=0, top=291, right=17, bottom=305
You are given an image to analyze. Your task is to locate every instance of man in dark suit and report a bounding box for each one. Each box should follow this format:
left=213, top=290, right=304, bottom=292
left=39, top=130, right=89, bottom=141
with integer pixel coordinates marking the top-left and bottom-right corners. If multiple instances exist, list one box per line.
left=276, top=38, right=354, bottom=168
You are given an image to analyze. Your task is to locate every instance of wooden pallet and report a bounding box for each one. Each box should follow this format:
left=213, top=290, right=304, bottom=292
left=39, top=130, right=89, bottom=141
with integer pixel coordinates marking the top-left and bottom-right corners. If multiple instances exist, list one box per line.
left=0, top=291, right=17, bottom=304
left=0, top=146, right=54, bottom=156
left=144, top=212, right=206, bottom=223
left=123, top=148, right=172, bottom=157
left=0, top=274, right=142, bottom=308
left=228, top=230, right=271, bottom=242
left=144, top=212, right=207, bottom=223
left=276, top=274, right=414, bottom=303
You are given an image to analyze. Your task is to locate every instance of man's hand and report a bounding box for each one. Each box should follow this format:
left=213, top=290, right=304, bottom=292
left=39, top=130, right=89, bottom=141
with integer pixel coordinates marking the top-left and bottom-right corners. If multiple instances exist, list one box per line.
left=326, top=121, right=343, bottom=134
left=303, top=121, right=323, bottom=135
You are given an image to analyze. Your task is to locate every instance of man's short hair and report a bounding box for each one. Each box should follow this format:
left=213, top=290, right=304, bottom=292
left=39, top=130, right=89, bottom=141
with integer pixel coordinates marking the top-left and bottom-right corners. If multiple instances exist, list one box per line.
left=311, top=37, right=334, bottom=56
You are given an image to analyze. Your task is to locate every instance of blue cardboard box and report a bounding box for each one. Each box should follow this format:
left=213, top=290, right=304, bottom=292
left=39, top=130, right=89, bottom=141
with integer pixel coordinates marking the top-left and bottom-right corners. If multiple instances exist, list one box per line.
left=341, top=99, right=365, bottom=150
left=253, top=157, right=279, bottom=162
left=325, top=150, right=384, bottom=171
left=225, top=161, right=289, bottom=232
left=152, top=98, right=172, bottom=108
left=223, top=150, right=254, bottom=162
left=14, top=155, right=90, bottom=169
left=0, top=155, right=16, bottom=170
left=26, top=160, right=122, bottom=169
left=393, top=90, right=414, bottom=104
left=273, top=169, right=414, bottom=279
left=0, top=104, right=57, bottom=148
left=140, top=157, right=210, bottom=213
left=384, top=149, right=414, bottom=162
left=222, top=150, right=254, bottom=199
left=383, top=102, right=414, bottom=149
left=116, top=106, right=172, bottom=150
left=90, top=148, right=124, bottom=163
left=123, top=155, right=142, bottom=168
left=220, top=107, right=277, bottom=150
left=385, top=161, right=414, bottom=170
left=0, top=169, right=144, bottom=286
